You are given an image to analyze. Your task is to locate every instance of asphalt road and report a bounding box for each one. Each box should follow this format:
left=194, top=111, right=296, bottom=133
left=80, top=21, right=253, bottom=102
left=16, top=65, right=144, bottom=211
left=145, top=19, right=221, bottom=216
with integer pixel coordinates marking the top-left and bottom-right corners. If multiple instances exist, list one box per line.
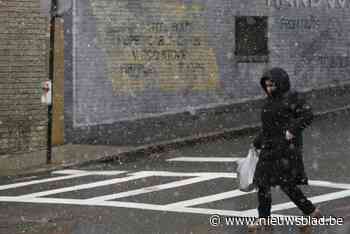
left=0, top=111, right=350, bottom=234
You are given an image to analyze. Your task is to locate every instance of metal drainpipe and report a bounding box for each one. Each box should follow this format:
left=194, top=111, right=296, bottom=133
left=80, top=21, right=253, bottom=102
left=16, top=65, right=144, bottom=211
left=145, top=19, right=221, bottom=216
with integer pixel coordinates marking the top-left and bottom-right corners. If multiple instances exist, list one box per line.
left=47, top=0, right=57, bottom=164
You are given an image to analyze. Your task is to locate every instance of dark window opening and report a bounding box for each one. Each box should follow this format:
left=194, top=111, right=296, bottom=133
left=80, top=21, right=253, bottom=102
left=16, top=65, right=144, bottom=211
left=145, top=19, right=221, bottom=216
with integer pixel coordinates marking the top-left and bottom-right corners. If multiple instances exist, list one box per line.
left=235, top=16, right=269, bottom=63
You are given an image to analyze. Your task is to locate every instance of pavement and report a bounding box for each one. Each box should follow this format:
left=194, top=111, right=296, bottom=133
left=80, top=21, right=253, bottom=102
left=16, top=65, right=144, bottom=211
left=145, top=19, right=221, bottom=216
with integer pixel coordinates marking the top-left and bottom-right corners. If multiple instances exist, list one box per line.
left=0, top=108, right=350, bottom=234
left=2, top=80, right=350, bottom=178
left=1, top=102, right=350, bottom=179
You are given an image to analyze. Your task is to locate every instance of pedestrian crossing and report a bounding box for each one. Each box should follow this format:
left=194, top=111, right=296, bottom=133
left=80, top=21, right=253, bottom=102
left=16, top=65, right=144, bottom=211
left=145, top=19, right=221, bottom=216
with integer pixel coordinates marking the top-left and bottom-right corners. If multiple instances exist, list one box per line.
left=0, top=157, right=349, bottom=218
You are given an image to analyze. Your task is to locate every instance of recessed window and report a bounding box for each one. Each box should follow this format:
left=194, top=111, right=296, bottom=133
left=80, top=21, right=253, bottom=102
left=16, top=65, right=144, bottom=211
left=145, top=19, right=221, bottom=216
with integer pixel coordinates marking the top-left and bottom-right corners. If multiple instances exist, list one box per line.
left=235, top=16, right=269, bottom=63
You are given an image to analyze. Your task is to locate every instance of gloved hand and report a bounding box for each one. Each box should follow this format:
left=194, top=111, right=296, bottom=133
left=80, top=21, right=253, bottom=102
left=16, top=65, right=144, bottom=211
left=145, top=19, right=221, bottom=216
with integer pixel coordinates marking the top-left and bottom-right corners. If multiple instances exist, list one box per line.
left=250, top=143, right=261, bottom=155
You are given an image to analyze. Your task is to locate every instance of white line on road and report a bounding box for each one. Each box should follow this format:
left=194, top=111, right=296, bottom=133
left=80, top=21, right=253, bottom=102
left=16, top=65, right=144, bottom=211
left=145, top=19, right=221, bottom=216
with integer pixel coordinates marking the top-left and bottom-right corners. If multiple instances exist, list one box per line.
left=1, top=169, right=350, bottom=218
left=18, top=172, right=236, bottom=199
left=86, top=176, right=219, bottom=202
left=167, top=157, right=242, bottom=162
left=51, top=170, right=126, bottom=176
left=0, top=170, right=126, bottom=191
left=0, top=196, right=293, bottom=218
left=165, top=189, right=256, bottom=208
left=309, top=180, right=350, bottom=190
left=243, top=189, right=350, bottom=214
left=16, top=173, right=149, bottom=199
left=137, top=171, right=237, bottom=178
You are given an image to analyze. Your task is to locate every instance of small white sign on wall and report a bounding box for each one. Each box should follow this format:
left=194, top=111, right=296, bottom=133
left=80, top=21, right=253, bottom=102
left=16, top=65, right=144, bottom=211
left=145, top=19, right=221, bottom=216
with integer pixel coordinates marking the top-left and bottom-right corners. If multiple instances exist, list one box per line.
left=41, top=80, right=52, bottom=106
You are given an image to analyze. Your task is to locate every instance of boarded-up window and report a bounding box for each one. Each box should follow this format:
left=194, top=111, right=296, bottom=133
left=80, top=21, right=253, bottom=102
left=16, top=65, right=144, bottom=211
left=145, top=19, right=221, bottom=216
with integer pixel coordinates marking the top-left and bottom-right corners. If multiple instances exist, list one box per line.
left=235, top=16, right=268, bottom=62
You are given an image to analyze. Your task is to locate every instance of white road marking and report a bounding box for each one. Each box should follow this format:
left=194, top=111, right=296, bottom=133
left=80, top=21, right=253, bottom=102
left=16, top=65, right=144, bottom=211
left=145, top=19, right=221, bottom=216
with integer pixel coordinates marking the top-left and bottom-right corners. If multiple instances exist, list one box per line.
left=168, top=206, right=296, bottom=218
left=51, top=170, right=92, bottom=175
left=52, top=170, right=126, bottom=176
left=137, top=171, right=237, bottom=178
left=0, top=170, right=125, bottom=191
left=0, top=169, right=349, bottom=218
left=167, top=157, right=242, bottom=162
left=165, top=189, right=256, bottom=208
left=244, top=190, right=350, bottom=214
left=86, top=176, right=219, bottom=202
left=309, top=180, right=350, bottom=190
left=16, top=173, right=150, bottom=199
left=16, top=171, right=235, bottom=199
left=0, top=196, right=294, bottom=218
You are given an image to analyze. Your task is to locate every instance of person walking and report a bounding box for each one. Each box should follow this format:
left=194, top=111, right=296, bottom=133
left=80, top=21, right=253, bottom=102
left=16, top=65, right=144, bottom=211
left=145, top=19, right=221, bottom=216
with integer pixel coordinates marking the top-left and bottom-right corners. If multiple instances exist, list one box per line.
left=249, top=67, right=321, bottom=231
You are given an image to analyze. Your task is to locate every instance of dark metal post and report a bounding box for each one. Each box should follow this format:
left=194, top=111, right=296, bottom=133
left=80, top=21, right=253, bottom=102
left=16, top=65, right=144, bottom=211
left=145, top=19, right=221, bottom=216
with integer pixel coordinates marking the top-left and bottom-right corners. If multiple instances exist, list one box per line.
left=47, top=0, right=57, bottom=164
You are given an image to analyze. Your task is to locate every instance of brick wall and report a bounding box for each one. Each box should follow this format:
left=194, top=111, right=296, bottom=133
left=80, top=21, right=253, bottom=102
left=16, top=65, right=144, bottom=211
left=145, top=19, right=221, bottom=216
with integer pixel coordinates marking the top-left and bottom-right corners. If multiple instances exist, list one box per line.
left=0, top=0, right=49, bottom=155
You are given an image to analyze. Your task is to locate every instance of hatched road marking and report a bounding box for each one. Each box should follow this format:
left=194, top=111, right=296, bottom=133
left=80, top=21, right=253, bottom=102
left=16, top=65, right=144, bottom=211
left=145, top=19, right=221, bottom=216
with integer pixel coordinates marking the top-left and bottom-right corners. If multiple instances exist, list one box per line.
left=0, top=168, right=350, bottom=218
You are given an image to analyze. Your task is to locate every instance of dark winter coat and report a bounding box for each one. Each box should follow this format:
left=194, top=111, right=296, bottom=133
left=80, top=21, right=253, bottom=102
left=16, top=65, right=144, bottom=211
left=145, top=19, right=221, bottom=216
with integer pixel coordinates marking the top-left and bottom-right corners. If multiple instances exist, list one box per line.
left=252, top=67, right=313, bottom=188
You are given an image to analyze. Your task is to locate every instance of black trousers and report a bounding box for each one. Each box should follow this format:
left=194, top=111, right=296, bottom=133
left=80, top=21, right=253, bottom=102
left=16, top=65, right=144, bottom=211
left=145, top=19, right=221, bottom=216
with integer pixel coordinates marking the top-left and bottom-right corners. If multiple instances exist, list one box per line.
left=257, top=185, right=316, bottom=218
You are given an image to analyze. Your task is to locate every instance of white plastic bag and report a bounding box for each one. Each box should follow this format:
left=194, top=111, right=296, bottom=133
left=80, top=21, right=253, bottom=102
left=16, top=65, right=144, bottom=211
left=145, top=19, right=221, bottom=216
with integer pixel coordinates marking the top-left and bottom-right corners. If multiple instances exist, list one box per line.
left=237, top=148, right=259, bottom=192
